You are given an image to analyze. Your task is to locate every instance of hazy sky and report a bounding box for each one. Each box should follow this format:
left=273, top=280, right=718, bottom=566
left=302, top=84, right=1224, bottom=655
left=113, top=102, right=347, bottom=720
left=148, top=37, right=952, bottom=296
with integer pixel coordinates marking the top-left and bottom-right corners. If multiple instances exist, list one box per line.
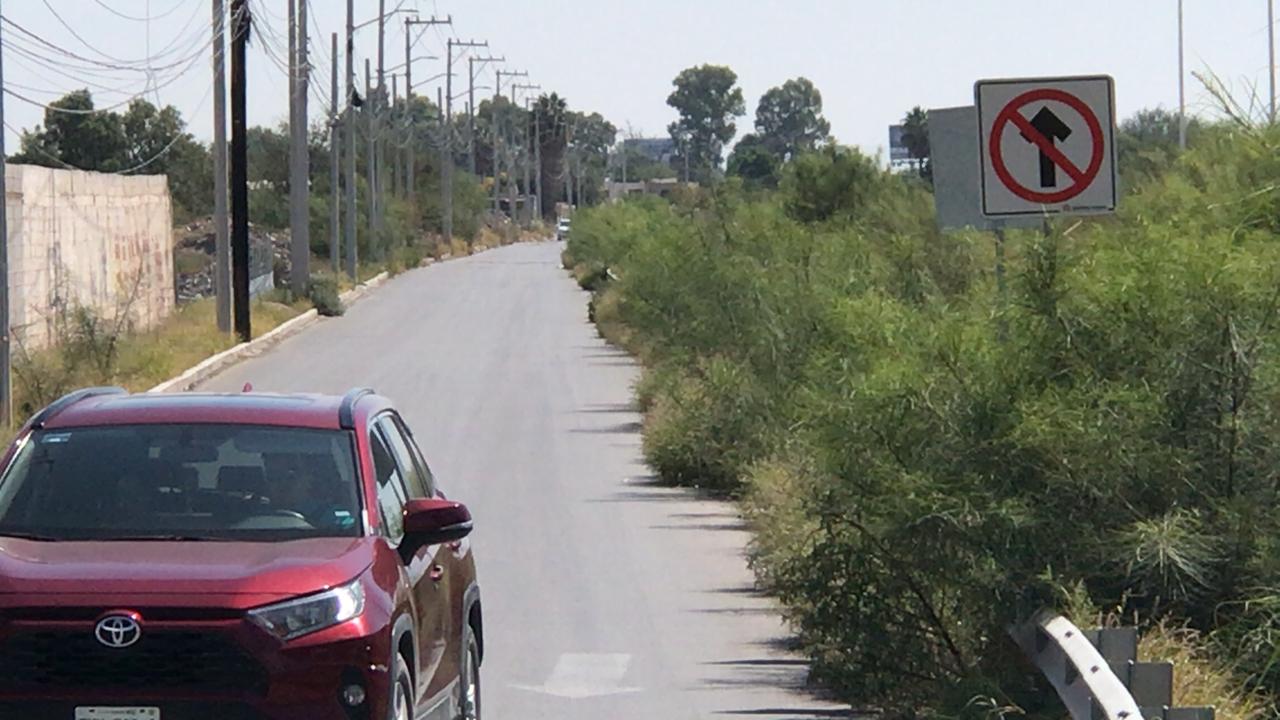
left=1, top=1, right=1275, bottom=161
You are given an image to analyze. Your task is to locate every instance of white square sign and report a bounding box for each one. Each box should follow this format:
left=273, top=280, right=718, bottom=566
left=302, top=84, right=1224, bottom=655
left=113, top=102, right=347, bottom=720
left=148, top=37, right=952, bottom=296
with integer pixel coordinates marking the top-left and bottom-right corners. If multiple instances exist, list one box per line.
left=975, top=75, right=1116, bottom=217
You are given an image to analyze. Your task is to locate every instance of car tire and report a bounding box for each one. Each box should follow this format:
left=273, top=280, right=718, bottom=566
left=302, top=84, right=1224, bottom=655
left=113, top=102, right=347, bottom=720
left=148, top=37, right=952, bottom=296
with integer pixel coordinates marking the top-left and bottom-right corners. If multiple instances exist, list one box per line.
left=390, top=652, right=414, bottom=720
left=458, top=626, right=481, bottom=720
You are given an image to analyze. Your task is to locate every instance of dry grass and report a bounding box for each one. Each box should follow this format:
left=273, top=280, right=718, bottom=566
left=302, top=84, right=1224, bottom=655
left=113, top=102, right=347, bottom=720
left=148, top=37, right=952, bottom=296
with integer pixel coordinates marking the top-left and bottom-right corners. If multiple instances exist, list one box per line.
left=11, top=297, right=306, bottom=424
left=1138, top=623, right=1272, bottom=720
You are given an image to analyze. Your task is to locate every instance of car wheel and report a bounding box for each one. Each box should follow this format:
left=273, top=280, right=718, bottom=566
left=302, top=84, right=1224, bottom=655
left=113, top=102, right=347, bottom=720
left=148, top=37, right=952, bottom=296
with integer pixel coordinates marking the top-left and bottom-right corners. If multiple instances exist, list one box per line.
left=458, top=627, right=481, bottom=720
left=391, top=652, right=413, bottom=720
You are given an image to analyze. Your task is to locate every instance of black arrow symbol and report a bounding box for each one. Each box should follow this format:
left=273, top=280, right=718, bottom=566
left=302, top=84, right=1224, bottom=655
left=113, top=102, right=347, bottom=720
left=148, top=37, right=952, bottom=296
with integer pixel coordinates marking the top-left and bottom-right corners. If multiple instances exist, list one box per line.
left=1020, top=106, right=1073, bottom=188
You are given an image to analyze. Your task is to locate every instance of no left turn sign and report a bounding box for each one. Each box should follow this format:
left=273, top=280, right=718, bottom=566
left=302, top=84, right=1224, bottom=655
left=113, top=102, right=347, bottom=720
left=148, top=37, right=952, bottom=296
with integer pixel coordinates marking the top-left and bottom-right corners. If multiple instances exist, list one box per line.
left=976, top=75, right=1116, bottom=217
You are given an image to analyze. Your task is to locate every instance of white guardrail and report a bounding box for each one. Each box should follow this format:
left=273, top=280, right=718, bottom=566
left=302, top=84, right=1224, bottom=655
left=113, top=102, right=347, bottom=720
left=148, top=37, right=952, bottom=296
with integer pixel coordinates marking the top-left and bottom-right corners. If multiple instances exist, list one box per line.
left=1010, top=611, right=1143, bottom=720
left=1009, top=611, right=1214, bottom=720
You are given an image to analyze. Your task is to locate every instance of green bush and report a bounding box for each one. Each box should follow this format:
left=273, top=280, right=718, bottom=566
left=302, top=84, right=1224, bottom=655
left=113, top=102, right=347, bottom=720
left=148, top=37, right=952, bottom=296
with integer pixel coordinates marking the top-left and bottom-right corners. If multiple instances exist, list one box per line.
left=308, top=275, right=344, bottom=317
left=569, top=127, right=1280, bottom=716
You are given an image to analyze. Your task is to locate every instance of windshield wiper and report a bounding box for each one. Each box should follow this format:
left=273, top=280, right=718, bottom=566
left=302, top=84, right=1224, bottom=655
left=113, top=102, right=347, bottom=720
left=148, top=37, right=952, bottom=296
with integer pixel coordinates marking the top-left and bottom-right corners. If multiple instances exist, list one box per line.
left=101, top=534, right=228, bottom=542
left=0, top=531, right=61, bottom=541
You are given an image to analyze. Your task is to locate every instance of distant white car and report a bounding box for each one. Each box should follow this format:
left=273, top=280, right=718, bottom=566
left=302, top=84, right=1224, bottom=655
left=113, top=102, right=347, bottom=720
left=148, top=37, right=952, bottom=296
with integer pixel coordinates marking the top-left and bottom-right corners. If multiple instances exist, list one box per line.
left=556, top=217, right=571, bottom=241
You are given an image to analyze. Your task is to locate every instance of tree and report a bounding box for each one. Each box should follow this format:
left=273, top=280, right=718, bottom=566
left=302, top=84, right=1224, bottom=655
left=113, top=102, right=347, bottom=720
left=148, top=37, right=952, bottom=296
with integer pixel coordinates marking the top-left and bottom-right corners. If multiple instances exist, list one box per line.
left=12, top=90, right=127, bottom=172
left=1117, top=107, right=1201, bottom=184
left=900, top=106, right=930, bottom=179
left=780, top=144, right=881, bottom=224
left=726, top=133, right=780, bottom=189
left=121, top=99, right=212, bottom=221
left=666, top=65, right=745, bottom=183
left=532, top=93, right=569, bottom=218
left=567, top=111, right=617, bottom=205
left=754, top=77, right=830, bottom=161
left=11, top=92, right=213, bottom=220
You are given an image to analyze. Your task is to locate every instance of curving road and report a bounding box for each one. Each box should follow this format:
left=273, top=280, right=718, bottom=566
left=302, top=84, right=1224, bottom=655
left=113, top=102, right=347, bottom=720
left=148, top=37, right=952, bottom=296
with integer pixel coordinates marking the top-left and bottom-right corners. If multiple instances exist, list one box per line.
left=199, top=241, right=851, bottom=720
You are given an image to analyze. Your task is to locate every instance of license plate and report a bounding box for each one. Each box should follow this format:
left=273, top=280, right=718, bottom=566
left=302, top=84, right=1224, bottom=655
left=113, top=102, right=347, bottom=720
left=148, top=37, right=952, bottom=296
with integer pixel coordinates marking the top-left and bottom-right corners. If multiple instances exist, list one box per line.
left=75, top=709, right=159, bottom=720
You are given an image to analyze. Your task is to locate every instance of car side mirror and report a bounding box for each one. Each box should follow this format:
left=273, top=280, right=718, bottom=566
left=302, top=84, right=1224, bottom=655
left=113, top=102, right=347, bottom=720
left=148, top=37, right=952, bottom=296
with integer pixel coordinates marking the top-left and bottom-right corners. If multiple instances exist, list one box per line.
left=401, top=498, right=472, bottom=560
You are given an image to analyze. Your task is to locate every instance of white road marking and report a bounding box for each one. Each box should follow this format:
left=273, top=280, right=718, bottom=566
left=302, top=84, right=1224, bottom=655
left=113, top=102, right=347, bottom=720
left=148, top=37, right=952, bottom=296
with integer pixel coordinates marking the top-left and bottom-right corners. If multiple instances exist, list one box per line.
left=512, top=653, right=643, bottom=699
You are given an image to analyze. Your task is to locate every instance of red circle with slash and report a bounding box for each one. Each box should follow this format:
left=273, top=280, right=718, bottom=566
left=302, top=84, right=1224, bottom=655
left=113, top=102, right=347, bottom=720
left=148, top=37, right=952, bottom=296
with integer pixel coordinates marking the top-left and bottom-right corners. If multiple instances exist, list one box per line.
left=989, top=88, right=1105, bottom=204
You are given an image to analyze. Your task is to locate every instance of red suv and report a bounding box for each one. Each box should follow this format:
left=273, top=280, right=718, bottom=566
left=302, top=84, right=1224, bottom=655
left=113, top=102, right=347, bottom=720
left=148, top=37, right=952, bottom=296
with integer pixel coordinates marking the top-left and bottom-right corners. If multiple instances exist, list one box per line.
left=0, top=387, right=482, bottom=720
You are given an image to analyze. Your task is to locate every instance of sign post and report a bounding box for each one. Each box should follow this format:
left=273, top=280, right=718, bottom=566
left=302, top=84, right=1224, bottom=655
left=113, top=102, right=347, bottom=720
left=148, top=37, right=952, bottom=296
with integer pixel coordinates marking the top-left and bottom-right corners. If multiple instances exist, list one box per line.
left=975, top=75, right=1116, bottom=218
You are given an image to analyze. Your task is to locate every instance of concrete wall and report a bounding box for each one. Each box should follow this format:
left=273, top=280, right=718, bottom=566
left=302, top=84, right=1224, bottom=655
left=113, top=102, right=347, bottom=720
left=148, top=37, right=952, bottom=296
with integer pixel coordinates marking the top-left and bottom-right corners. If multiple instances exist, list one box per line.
left=5, top=165, right=174, bottom=349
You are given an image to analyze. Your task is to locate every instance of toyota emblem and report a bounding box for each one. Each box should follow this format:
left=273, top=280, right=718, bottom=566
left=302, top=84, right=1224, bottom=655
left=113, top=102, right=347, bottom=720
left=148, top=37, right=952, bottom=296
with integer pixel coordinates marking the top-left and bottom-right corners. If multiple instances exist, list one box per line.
left=94, top=614, right=141, bottom=649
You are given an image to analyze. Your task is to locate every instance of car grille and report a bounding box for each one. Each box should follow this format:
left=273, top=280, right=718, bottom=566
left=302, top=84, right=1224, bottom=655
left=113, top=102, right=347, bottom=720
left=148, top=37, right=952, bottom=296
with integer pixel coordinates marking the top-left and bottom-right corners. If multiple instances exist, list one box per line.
left=0, top=628, right=267, bottom=695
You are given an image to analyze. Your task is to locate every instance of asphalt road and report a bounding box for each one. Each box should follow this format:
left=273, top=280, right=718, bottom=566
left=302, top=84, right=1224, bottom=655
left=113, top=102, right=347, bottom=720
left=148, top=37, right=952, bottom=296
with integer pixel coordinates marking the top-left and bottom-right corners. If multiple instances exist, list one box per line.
left=200, top=241, right=851, bottom=720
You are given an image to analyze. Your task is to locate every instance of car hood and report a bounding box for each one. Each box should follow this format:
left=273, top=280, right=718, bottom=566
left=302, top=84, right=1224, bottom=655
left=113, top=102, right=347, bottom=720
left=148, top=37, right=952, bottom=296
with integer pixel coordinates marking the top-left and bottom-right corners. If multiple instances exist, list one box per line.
left=0, top=536, right=377, bottom=596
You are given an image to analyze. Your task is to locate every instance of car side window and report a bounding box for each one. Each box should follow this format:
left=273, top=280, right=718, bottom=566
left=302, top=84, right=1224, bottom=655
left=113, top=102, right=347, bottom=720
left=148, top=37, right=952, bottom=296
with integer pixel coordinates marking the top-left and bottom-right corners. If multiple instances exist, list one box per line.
left=376, top=415, right=432, bottom=499
left=369, top=428, right=406, bottom=543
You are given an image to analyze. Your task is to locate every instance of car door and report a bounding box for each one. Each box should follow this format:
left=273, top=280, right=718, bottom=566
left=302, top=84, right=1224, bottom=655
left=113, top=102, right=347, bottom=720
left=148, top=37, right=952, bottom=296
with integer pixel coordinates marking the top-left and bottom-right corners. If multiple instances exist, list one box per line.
left=373, top=415, right=453, bottom=706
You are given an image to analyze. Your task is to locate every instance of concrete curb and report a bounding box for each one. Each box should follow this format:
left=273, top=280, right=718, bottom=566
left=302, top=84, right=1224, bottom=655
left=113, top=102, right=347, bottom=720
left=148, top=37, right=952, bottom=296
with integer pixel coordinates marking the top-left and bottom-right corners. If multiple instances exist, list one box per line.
left=147, top=237, right=551, bottom=394
left=147, top=271, right=391, bottom=394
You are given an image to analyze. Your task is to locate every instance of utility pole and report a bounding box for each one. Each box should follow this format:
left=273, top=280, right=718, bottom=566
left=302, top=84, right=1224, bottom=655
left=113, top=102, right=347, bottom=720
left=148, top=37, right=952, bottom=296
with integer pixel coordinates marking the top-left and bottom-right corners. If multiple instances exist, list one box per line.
left=468, top=55, right=504, bottom=175
left=0, top=0, right=10, bottom=426
left=404, top=16, right=451, bottom=207
left=344, top=0, right=357, bottom=278
left=374, top=0, right=386, bottom=257
left=288, top=0, right=310, bottom=298
left=445, top=39, right=488, bottom=244
left=1178, top=0, right=1187, bottom=149
left=231, top=0, right=250, bottom=340
left=494, top=69, right=527, bottom=216
left=366, top=59, right=377, bottom=259
left=514, top=84, right=541, bottom=224
left=438, top=86, right=447, bottom=246
left=1271, top=0, right=1277, bottom=123
left=329, top=32, right=340, bottom=274
left=391, top=73, right=400, bottom=198
left=212, top=0, right=230, bottom=333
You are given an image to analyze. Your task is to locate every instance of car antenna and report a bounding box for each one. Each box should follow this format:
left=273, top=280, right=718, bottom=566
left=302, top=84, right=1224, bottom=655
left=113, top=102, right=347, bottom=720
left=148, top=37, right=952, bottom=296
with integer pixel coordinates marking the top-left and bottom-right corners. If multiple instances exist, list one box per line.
left=242, top=382, right=254, bottom=393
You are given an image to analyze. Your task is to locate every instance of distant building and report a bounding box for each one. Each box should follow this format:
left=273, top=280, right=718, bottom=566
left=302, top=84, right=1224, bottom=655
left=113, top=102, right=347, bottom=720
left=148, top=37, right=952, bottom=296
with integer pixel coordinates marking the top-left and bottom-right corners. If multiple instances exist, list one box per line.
left=624, top=137, right=677, bottom=164
left=606, top=178, right=697, bottom=202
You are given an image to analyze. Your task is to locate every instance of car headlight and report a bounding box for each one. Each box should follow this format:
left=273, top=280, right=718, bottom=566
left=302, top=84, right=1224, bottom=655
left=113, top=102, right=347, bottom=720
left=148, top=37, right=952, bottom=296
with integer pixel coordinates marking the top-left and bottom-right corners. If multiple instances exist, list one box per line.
left=248, top=578, right=365, bottom=641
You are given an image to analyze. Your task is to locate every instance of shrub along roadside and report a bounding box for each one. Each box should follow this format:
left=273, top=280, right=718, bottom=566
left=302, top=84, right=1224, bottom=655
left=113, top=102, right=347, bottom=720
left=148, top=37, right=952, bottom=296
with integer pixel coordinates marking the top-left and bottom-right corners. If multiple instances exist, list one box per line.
left=566, top=132, right=1280, bottom=717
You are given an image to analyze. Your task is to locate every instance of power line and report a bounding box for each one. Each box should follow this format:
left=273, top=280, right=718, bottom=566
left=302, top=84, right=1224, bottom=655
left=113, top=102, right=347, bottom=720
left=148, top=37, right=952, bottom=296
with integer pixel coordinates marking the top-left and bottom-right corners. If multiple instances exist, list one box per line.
left=40, top=0, right=206, bottom=69
left=91, top=0, right=188, bottom=23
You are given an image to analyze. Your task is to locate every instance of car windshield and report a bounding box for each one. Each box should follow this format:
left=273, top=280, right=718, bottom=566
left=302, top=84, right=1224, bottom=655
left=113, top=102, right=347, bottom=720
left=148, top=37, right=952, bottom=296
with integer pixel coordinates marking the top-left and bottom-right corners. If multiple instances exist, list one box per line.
left=0, top=424, right=362, bottom=541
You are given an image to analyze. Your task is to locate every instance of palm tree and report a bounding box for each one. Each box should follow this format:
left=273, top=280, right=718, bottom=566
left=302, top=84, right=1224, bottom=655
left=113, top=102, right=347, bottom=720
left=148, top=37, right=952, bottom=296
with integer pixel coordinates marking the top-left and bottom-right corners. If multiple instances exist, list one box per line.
left=901, top=106, right=930, bottom=179
left=532, top=94, right=569, bottom=218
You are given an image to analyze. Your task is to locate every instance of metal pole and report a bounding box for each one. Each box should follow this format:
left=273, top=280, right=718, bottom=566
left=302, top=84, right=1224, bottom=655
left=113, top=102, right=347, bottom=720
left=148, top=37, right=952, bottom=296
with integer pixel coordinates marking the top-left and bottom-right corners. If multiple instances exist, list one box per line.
left=230, top=0, right=251, bottom=341
left=534, top=102, right=542, bottom=221
left=0, top=0, right=11, bottom=426
left=344, top=0, right=357, bottom=278
left=438, top=86, right=448, bottom=246
left=330, top=32, right=340, bottom=274
left=404, top=20, right=413, bottom=203
left=1271, top=0, right=1277, bottom=122
left=1178, top=0, right=1187, bottom=149
left=994, top=222, right=1008, bottom=342
left=377, top=0, right=386, bottom=91
left=212, top=0, right=230, bottom=333
left=469, top=57, right=477, bottom=176
left=391, top=73, right=400, bottom=199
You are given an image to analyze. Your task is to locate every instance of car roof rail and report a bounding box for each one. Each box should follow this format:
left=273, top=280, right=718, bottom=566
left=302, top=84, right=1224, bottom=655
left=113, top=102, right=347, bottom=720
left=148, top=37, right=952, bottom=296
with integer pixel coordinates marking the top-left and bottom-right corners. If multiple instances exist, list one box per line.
left=338, top=387, right=376, bottom=430
left=30, top=386, right=128, bottom=429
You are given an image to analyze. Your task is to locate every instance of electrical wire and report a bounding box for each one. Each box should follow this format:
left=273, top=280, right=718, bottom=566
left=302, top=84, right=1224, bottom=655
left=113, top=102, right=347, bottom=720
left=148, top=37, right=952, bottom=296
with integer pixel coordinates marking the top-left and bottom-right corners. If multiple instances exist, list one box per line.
left=4, top=66, right=216, bottom=177
left=91, top=0, right=188, bottom=23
